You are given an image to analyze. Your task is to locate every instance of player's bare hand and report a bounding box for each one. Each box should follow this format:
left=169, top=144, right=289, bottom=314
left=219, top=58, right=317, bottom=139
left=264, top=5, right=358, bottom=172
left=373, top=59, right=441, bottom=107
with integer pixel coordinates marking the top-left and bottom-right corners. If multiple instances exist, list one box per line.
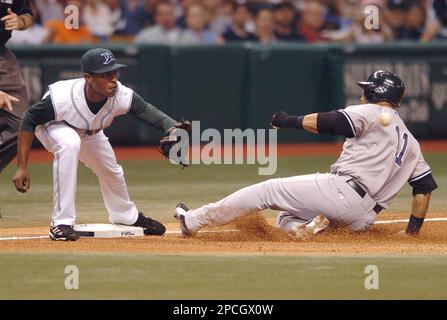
left=394, top=230, right=415, bottom=238
left=13, top=167, right=30, bottom=193
left=1, top=8, right=24, bottom=31
left=0, top=90, right=19, bottom=112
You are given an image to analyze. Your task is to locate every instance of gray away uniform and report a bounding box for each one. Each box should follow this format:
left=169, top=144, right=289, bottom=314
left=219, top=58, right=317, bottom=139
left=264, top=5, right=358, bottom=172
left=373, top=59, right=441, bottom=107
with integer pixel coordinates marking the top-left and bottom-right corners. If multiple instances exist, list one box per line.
left=183, top=103, right=437, bottom=232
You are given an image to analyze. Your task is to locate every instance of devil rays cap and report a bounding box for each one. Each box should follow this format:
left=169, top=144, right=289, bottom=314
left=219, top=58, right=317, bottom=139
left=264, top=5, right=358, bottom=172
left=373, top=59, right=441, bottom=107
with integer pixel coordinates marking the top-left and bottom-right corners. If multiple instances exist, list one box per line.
left=81, top=48, right=127, bottom=74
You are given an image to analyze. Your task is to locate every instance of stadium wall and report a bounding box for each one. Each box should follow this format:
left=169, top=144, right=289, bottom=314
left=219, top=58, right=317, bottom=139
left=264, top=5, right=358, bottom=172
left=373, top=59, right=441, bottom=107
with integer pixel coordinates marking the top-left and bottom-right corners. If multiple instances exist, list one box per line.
left=11, top=43, right=447, bottom=145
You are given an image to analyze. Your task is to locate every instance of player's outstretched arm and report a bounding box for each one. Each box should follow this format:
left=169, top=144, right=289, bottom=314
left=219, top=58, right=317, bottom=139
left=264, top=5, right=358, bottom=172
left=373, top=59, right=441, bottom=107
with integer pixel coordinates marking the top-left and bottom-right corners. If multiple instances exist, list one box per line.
left=271, top=111, right=354, bottom=137
left=12, top=130, right=34, bottom=193
left=128, top=92, right=177, bottom=133
left=271, top=111, right=317, bottom=132
left=405, top=193, right=432, bottom=235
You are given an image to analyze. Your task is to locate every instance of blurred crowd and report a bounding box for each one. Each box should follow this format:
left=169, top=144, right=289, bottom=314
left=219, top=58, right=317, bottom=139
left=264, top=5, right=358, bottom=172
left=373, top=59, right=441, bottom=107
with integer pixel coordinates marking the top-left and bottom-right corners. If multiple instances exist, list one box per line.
left=9, top=0, right=447, bottom=45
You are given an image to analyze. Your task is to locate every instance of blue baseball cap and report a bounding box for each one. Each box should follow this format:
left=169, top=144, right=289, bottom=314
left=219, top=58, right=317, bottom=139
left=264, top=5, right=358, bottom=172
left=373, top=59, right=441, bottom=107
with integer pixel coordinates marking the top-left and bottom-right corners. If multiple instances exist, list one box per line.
left=81, top=48, right=126, bottom=74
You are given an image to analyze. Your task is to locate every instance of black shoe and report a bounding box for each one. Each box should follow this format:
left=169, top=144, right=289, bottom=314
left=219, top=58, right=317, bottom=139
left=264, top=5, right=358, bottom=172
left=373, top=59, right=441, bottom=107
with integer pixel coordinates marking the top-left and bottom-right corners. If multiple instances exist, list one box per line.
left=133, top=212, right=166, bottom=236
left=49, top=225, right=80, bottom=241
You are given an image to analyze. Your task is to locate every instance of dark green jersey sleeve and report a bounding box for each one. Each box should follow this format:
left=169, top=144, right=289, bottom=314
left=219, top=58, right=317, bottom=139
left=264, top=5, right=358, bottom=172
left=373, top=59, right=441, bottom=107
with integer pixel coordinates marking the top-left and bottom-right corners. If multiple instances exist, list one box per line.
left=128, top=92, right=177, bottom=133
left=19, top=95, right=56, bottom=132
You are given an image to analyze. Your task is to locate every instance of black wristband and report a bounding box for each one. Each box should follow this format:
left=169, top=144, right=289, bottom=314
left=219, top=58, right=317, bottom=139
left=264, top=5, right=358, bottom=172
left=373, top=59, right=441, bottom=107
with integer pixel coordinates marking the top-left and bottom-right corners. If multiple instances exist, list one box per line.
left=271, top=111, right=305, bottom=129
left=406, top=215, right=425, bottom=235
left=285, top=115, right=304, bottom=129
left=281, top=116, right=298, bottom=128
left=296, top=116, right=304, bottom=130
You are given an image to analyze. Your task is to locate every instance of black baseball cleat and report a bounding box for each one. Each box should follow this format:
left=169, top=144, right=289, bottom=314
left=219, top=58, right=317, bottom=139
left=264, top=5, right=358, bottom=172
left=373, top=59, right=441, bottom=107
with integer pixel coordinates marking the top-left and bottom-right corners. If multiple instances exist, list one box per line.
left=174, top=203, right=197, bottom=237
left=49, top=225, right=80, bottom=241
left=133, top=212, right=166, bottom=235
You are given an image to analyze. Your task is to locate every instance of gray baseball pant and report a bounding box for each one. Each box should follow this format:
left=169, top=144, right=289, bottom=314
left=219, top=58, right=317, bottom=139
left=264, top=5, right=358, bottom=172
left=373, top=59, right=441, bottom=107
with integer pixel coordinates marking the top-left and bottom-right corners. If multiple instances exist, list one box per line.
left=184, top=173, right=378, bottom=233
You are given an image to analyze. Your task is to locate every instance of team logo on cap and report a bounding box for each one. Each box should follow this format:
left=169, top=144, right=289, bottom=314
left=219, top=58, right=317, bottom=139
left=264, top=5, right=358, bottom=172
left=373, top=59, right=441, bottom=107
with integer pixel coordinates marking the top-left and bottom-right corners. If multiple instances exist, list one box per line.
left=101, top=52, right=115, bottom=65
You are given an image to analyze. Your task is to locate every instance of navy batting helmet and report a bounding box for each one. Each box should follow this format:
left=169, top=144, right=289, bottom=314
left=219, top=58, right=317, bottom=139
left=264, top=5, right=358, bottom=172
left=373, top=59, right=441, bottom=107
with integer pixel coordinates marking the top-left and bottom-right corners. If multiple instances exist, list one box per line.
left=357, top=70, right=405, bottom=107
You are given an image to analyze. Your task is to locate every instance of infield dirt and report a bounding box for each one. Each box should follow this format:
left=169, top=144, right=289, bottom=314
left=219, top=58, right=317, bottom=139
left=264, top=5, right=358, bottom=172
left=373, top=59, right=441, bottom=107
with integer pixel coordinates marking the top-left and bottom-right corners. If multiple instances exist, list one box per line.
left=1, top=212, right=447, bottom=256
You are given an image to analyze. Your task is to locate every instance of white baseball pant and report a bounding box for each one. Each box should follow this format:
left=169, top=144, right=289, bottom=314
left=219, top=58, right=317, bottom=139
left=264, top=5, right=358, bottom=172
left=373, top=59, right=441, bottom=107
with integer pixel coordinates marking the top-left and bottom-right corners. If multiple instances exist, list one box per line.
left=35, top=122, right=139, bottom=227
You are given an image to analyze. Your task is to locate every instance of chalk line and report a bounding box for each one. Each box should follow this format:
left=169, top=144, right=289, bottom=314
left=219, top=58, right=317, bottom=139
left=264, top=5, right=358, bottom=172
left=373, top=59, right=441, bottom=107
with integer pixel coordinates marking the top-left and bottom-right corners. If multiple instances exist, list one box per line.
left=0, top=235, right=49, bottom=241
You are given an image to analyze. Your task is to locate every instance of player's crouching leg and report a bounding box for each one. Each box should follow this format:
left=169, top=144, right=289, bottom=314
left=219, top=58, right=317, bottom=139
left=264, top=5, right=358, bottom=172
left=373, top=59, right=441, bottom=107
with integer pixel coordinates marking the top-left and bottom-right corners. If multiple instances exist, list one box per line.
left=347, top=209, right=377, bottom=232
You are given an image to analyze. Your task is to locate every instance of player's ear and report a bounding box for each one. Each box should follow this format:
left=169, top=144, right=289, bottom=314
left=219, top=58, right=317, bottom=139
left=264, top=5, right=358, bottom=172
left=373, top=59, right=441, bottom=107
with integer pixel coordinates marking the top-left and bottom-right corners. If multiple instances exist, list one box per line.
left=84, top=73, right=92, bottom=83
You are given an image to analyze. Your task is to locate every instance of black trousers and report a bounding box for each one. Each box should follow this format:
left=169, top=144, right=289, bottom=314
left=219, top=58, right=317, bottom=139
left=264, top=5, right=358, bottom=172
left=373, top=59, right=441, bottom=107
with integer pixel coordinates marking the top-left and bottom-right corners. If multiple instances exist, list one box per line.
left=0, top=46, right=28, bottom=173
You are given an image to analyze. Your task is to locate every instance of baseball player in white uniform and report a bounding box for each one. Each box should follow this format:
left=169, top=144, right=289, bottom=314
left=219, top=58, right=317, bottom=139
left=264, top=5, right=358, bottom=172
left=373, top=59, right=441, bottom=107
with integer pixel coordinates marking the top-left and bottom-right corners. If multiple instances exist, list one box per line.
left=13, top=48, right=185, bottom=241
left=175, top=70, right=438, bottom=238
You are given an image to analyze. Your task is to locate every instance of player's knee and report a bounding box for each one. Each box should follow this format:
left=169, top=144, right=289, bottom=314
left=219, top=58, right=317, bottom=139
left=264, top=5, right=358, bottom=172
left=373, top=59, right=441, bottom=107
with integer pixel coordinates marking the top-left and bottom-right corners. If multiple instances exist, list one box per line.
left=95, top=163, right=124, bottom=178
left=262, top=178, right=281, bottom=188
left=276, top=212, right=304, bottom=232
left=276, top=212, right=288, bottom=229
left=109, top=164, right=124, bottom=176
left=349, top=218, right=374, bottom=232
left=350, top=223, right=369, bottom=232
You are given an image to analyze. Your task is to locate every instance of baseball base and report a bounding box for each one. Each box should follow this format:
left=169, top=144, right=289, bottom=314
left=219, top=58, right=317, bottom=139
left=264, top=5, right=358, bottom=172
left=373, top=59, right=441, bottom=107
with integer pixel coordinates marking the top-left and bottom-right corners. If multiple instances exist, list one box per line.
left=74, top=224, right=145, bottom=238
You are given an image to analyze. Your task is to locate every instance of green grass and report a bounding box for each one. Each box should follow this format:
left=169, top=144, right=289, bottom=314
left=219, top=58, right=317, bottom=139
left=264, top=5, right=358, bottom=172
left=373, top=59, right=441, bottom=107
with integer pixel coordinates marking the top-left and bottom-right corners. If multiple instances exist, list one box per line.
left=1, top=153, right=446, bottom=228
left=0, top=253, right=446, bottom=299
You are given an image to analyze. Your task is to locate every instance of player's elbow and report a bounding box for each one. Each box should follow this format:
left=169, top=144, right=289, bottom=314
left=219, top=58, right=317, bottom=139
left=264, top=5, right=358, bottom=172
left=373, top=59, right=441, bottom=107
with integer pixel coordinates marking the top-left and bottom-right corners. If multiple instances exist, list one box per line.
left=316, top=111, right=355, bottom=138
left=413, top=192, right=431, bottom=203
left=410, top=173, right=438, bottom=196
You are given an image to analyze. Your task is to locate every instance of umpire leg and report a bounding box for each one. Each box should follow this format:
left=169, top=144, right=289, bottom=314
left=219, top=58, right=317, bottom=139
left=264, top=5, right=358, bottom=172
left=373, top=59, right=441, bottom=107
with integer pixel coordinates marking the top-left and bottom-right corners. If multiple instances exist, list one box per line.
left=0, top=47, right=29, bottom=173
left=0, top=110, right=21, bottom=172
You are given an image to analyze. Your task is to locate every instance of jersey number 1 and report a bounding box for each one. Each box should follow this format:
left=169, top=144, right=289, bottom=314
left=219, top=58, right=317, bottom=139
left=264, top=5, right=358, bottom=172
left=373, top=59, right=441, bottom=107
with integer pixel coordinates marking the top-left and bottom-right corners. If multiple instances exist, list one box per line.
left=394, top=125, right=408, bottom=167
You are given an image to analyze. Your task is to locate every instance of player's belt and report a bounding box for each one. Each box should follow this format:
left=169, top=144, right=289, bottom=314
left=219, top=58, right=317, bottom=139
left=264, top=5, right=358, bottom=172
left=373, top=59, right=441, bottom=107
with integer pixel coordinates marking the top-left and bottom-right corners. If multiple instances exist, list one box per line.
left=63, top=121, right=101, bottom=136
left=346, top=178, right=383, bottom=214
